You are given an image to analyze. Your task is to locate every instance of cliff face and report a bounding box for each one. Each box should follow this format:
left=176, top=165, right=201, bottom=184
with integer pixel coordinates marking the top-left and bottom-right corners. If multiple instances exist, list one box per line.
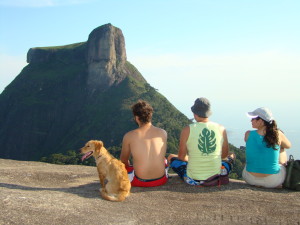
left=87, top=24, right=127, bottom=92
left=27, top=42, right=86, bottom=64
left=0, top=24, right=189, bottom=161
left=27, top=24, right=129, bottom=92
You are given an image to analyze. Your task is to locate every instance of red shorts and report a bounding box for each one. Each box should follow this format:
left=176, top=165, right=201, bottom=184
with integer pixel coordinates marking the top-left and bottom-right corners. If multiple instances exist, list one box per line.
left=126, top=166, right=168, bottom=187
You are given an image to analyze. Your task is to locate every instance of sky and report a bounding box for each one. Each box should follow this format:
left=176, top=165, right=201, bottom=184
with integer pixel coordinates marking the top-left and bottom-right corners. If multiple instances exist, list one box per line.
left=0, top=0, right=299, bottom=158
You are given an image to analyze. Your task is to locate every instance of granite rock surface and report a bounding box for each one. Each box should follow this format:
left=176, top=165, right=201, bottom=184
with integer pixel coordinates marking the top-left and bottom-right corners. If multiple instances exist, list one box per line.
left=1, top=159, right=300, bottom=225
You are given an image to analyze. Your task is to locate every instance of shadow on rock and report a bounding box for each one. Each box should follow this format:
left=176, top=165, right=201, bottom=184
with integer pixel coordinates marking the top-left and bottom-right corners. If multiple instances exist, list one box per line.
left=0, top=182, right=102, bottom=199
left=130, top=175, right=293, bottom=194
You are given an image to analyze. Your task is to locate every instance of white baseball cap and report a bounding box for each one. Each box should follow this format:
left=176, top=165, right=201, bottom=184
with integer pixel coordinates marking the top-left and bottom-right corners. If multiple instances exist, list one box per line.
left=247, top=107, right=274, bottom=122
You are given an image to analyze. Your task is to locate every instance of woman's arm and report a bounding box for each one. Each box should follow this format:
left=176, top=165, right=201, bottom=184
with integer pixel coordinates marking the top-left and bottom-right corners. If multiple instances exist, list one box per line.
left=279, top=130, right=292, bottom=149
left=244, top=130, right=250, bottom=142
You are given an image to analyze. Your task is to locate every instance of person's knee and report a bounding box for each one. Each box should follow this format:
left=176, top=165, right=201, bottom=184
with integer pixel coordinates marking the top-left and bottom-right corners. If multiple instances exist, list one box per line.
left=167, top=154, right=177, bottom=164
left=222, top=162, right=231, bottom=173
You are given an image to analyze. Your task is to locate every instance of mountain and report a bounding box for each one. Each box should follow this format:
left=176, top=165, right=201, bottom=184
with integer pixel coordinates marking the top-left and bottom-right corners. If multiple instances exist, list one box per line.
left=0, top=23, right=190, bottom=161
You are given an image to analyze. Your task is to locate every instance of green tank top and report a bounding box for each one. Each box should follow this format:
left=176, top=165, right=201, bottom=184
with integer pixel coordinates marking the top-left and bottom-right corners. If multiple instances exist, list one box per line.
left=186, top=122, right=223, bottom=180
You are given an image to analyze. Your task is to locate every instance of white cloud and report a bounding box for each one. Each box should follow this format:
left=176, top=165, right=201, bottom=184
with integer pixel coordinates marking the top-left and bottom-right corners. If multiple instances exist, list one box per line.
left=129, top=50, right=300, bottom=103
left=0, top=0, right=94, bottom=7
left=131, top=50, right=300, bottom=74
left=0, top=54, right=27, bottom=93
left=129, top=50, right=300, bottom=152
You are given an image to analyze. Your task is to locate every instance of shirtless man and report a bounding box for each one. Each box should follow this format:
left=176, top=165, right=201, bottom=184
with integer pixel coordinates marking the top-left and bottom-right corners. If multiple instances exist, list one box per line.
left=120, top=100, right=168, bottom=187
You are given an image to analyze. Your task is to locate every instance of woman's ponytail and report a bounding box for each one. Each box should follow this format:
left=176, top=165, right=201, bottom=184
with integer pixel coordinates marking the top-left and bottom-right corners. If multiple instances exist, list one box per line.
left=263, top=120, right=279, bottom=150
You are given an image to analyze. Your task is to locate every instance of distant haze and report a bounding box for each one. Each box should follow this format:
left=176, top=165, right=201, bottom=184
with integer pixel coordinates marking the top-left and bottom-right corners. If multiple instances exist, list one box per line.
left=1, top=0, right=299, bottom=159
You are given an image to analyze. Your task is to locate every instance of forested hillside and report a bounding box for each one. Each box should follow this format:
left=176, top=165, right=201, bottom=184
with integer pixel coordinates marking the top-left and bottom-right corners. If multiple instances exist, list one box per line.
left=0, top=24, right=189, bottom=161
left=0, top=23, right=245, bottom=179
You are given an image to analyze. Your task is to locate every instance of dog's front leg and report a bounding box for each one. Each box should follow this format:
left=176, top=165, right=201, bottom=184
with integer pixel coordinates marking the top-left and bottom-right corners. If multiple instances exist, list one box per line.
left=97, top=167, right=105, bottom=187
left=99, top=174, right=106, bottom=188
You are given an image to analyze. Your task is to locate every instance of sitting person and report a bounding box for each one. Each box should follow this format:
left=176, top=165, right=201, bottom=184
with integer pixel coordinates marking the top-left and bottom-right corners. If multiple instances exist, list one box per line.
left=168, top=97, right=234, bottom=186
left=243, top=107, right=292, bottom=188
left=120, top=100, right=168, bottom=187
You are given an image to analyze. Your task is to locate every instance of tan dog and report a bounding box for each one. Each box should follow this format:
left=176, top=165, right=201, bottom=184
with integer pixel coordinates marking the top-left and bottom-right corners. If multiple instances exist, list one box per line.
left=80, top=140, right=131, bottom=201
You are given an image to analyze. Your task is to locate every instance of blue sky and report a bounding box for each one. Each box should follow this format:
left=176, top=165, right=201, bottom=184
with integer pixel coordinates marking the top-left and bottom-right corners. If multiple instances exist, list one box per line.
left=0, top=0, right=299, bottom=156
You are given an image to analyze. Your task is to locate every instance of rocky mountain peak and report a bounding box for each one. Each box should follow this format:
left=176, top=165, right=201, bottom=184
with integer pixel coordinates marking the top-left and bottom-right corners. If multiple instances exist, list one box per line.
left=87, top=23, right=126, bottom=64
left=86, top=23, right=128, bottom=92
left=26, top=24, right=128, bottom=92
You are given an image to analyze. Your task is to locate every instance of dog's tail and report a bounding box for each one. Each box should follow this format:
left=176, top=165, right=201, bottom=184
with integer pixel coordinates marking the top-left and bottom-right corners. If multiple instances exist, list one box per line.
left=101, top=190, right=129, bottom=202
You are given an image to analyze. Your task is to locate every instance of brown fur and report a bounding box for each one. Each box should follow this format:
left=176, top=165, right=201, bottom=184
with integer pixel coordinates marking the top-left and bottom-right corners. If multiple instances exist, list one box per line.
left=80, top=140, right=131, bottom=201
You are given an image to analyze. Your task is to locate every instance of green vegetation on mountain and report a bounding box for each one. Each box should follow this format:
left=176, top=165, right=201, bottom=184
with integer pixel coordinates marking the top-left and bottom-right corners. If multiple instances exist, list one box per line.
left=0, top=23, right=245, bottom=179
left=0, top=24, right=190, bottom=161
left=0, top=60, right=189, bottom=160
left=41, top=144, right=245, bottom=180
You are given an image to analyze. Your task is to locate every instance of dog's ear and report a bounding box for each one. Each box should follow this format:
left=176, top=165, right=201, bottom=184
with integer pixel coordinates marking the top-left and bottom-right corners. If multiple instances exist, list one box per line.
left=93, top=140, right=103, bottom=153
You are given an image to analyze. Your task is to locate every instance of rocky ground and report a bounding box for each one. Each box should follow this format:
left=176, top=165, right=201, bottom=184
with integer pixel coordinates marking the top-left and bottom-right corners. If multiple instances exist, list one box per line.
left=0, top=159, right=299, bottom=225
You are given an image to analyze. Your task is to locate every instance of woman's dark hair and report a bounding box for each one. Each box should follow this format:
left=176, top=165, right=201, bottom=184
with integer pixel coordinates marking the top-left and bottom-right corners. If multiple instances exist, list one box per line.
left=261, top=118, right=279, bottom=150
left=131, top=100, right=153, bottom=124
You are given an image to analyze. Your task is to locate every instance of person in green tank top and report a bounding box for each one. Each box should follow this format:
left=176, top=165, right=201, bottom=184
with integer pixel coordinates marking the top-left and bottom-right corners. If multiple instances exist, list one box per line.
left=168, top=97, right=235, bottom=186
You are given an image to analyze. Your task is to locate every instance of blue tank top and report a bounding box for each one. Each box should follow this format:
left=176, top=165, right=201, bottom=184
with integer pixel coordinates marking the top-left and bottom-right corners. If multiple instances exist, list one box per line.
left=246, top=130, right=280, bottom=174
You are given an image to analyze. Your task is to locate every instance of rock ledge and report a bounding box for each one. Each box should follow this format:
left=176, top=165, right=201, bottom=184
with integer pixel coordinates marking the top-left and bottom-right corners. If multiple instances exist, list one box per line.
left=1, top=159, right=299, bottom=225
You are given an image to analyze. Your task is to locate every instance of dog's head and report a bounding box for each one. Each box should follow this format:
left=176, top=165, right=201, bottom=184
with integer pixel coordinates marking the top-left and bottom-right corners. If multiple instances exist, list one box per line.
left=80, top=140, right=104, bottom=161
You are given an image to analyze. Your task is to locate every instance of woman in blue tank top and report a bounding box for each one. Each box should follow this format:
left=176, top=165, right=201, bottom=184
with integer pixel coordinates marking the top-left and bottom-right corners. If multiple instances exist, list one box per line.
left=242, top=107, right=292, bottom=188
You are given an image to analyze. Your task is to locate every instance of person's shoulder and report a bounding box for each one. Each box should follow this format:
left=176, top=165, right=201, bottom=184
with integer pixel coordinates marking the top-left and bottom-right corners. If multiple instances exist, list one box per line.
left=123, top=128, right=139, bottom=139
left=244, top=130, right=251, bottom=141
left=210, top=121, right=225, bottom=131
left=245, top=130, right=251, bottom=136
left=278, top=129, right=286, bottom=140
left=278, top=129, right=284, bottom=135
left=153, top=126, right=167, bottom=135
left=180, top=125, right=190, bottom=137
left=182, top=125, right=190, bottom=131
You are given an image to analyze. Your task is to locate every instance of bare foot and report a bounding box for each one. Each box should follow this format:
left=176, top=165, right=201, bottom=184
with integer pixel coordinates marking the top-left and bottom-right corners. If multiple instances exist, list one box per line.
left=223, top=152, right=236, bottom=162
left=228, top=152, right=236, bottom=161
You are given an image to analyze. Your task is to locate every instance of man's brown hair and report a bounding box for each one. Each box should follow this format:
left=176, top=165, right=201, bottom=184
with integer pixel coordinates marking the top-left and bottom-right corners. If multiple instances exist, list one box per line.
left=131, top=100, right=153, bottom=124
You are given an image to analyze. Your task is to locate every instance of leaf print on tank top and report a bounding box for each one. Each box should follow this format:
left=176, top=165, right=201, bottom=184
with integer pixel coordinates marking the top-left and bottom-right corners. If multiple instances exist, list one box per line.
left=198, top=128, right=217, bottom=155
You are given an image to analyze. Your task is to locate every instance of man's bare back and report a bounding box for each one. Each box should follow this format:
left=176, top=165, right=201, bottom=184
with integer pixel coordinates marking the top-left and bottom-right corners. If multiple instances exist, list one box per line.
left=121, top=123, right=167, bottom=179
